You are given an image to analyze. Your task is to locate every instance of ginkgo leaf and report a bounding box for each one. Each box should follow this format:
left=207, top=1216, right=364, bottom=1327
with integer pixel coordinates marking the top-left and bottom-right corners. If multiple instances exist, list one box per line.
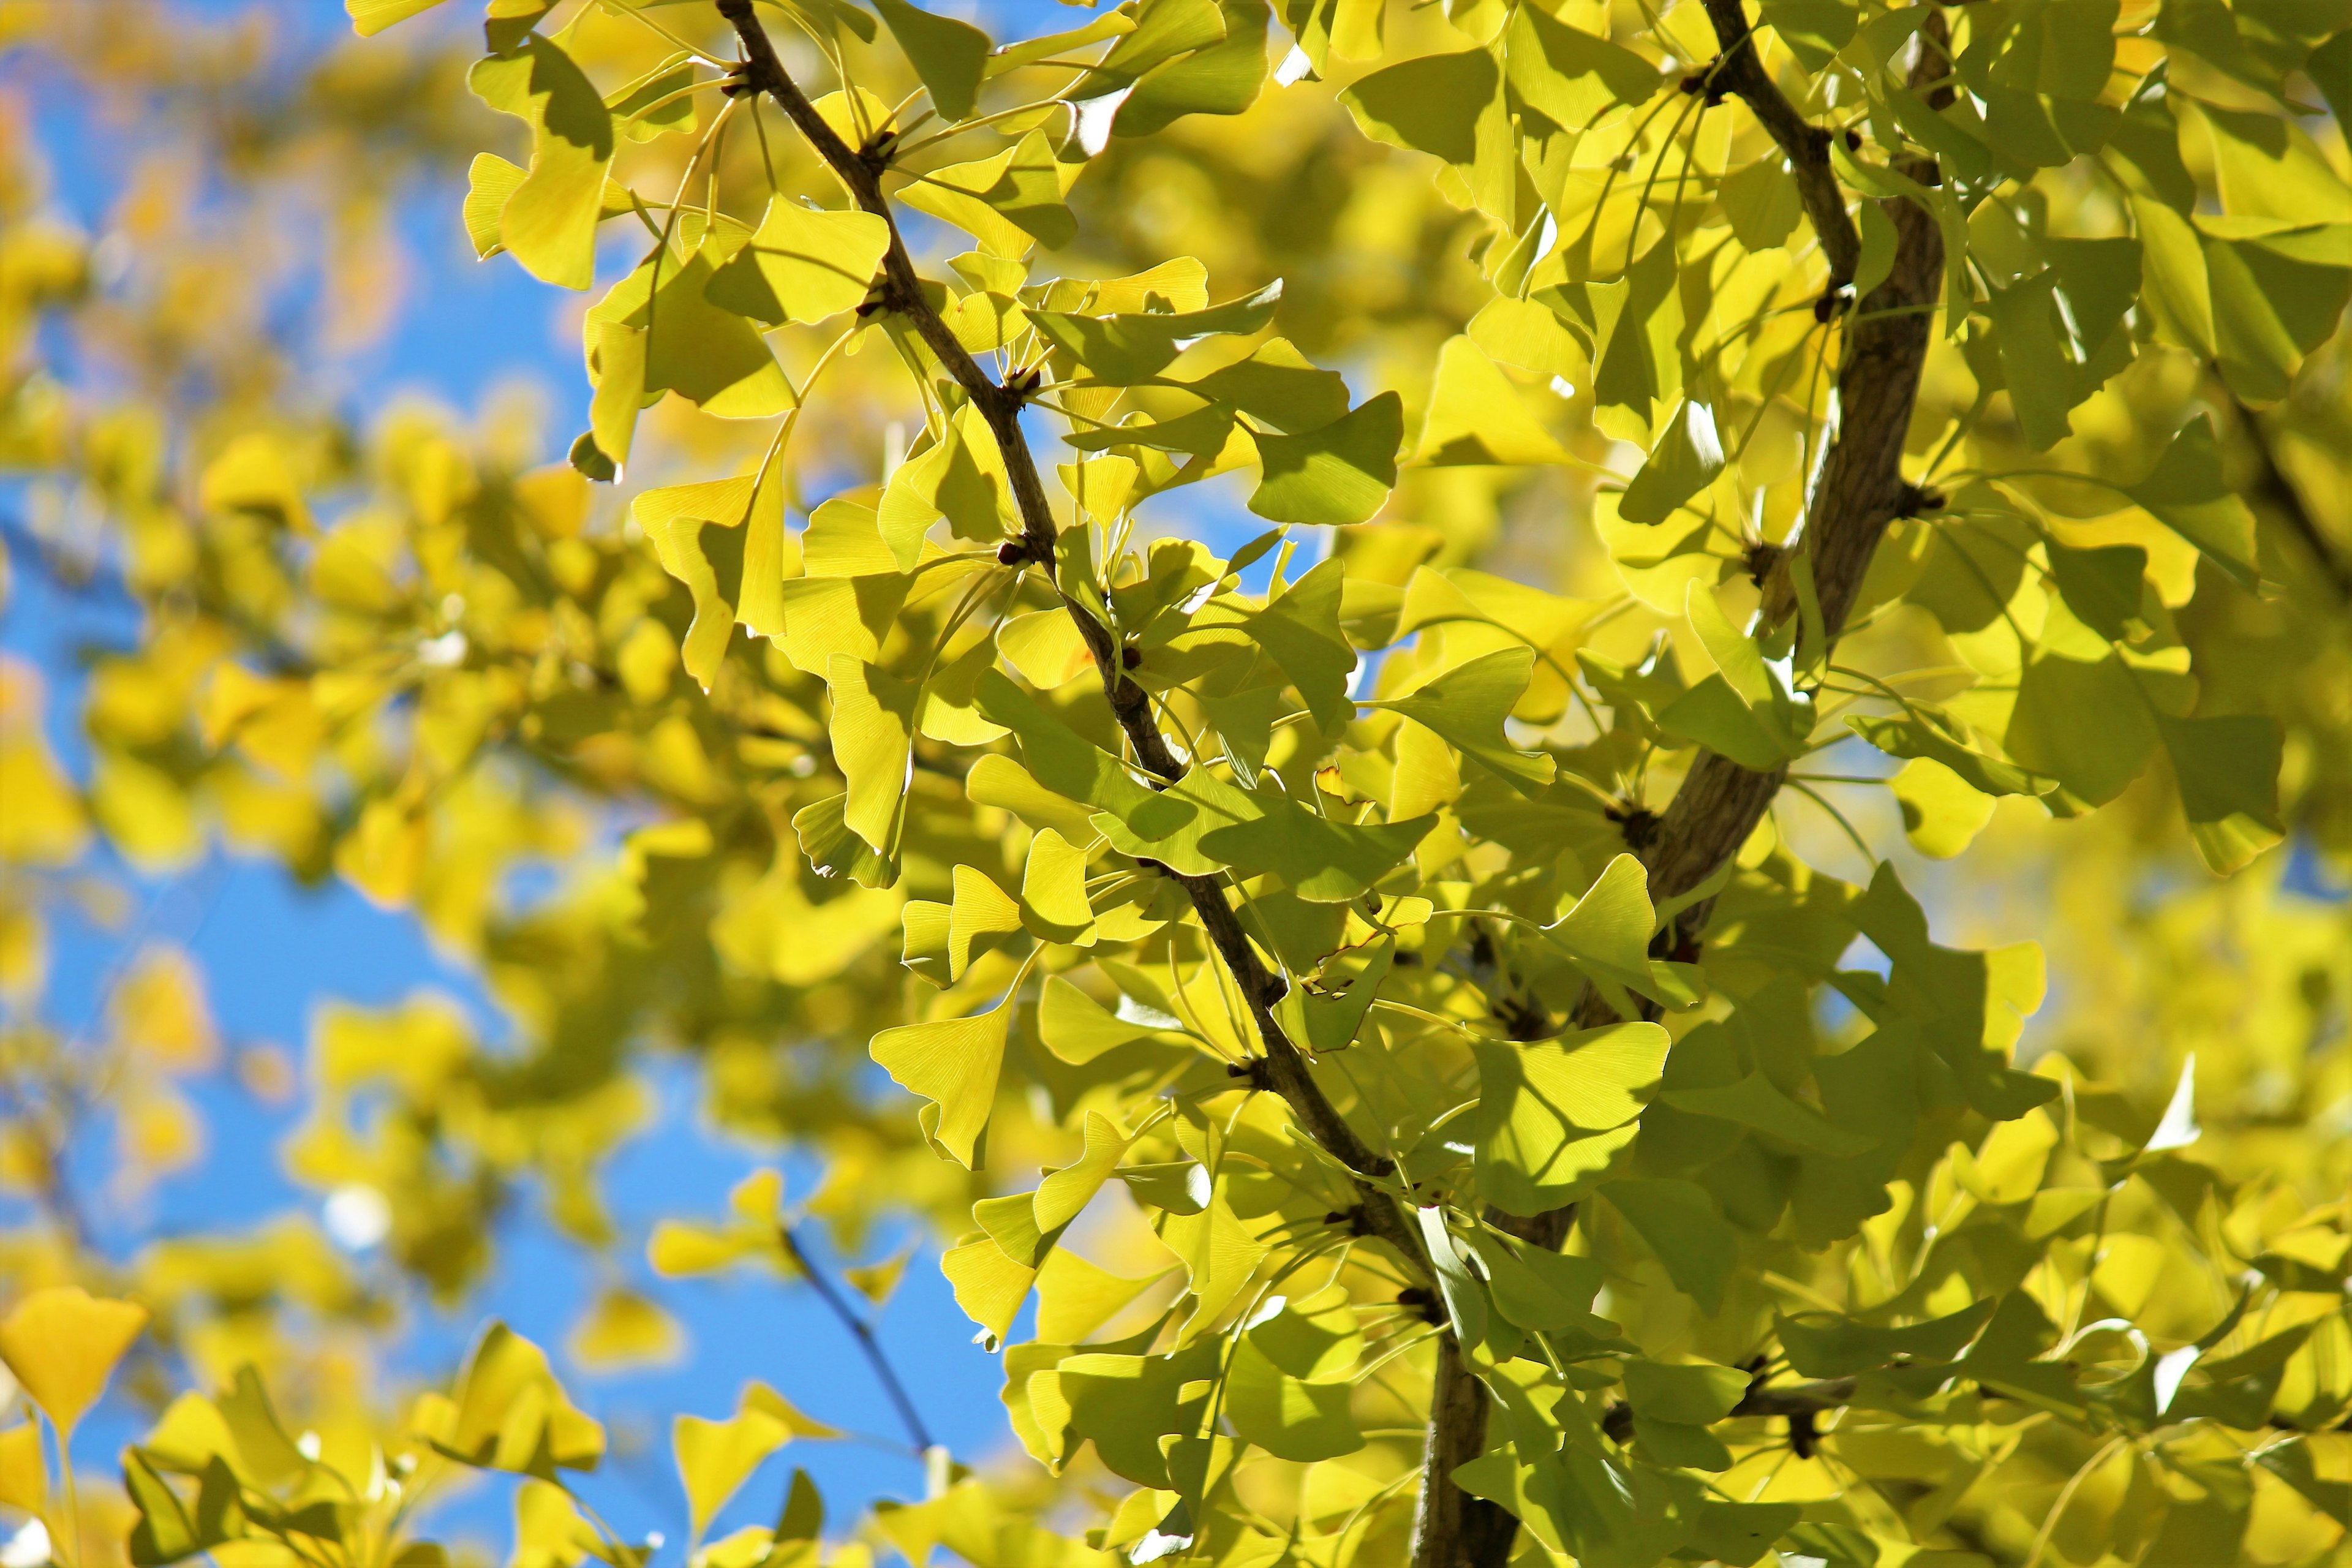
left=1224, top=1338, right=1362, bottom=1461
left=1599, top=1178, right=1738, bottom=1312
left=468, top=37, right=614, bottom=290
left=1066, top=401, right=1240, bottom=457
left=703, top=198, right=890, bottom=326
left=2158, top=712, right=2283, bottom=873
left=1616, top=399, right=1724, bottom=524
left=1414, top=336, right=1569, bottom=466
left=1662, top=1070, right=1875, bottom=1155
left=2124, top=414, right=2258, bottom=586
left=674, top=1398, right=790, bottom=1541
left=570, top=1290, right=684, bottom=1372
left=870, top=1000, right=1014, bottom=1169
left=1181, top=337, right=1349, bottom=431
left=826, top=655, right=919, bottom=854
left=1249, top=393, right=1403, bottom=525
left=0, top=1286, right=149, bottom=1436
left=1246, top=559, right=1355, bottom=731
left=1545, top=854, right=1698, bottom=1012
left=1020, top=829, right=1097, bottom=944
left=873, top=0, right=992, bottom=122
left=1891, top=756, right=1997, bottom=859
left=1114, top=0, right=1270, bottom=137
left=347, top=0, right=447, bottom=34
left=636, top=471, right=791, bottom=687
left=1339, top=49, right=1497, bottom=164
left=1028, top=282, right=1281, bottom=383
left=895, top=129, right=1074, bottom=255
left=1037, top=976, right=1190, bottom=1063
left=1472, top=1025, right=1665, bottom=1216
left=1373, top=647, right=1556, bottom=793
left=1503, top=4, right=1661, bottom=128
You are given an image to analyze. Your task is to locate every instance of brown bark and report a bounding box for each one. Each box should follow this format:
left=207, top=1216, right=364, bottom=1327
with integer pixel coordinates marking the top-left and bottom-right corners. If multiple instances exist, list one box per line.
left=1419, top=12, right=1960, bottom=1567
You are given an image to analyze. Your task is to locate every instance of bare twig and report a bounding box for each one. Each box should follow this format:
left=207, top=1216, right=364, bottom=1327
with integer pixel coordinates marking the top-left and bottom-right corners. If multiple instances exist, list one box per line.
left=776, top=1223, right=935, bottom=1455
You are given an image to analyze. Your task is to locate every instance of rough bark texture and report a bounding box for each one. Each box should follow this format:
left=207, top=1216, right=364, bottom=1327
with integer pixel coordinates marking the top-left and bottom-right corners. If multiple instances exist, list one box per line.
left=1415, top=12, right=1959, bottom=1568
left=714, top=0, right=1433, bottom=1280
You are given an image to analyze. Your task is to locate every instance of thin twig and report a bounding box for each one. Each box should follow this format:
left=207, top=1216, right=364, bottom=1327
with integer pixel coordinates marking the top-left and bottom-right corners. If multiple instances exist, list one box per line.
left=776, top=1223, right=935, bottom=1455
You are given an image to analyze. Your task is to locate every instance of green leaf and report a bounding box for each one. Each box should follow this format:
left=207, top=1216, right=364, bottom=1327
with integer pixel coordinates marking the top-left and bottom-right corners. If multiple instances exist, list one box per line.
left=2124, top=414, right=2258, bottom=584
left=1246, top=558, right=1356, bottom=731
left=1757, top=0, right=1856, bottom=70
left=1472, top=1022, right=1668, bottom=1216
left=1544, top=853, right=1697, bottom=1011
left=1373, top=647, right=1557, bottom=793
left=826, top=655, right=920, bottom=855
left=1661, top=1069, right=1877, bottom=1155
left=1847, top=706, right=2054, bottom=797
left=1114, top=0, right=1271, bottom=137
left=1065, top=401, right=1240, bottom=457
left=1338, top=49, right=1498, bottom=164
left=1071, top=0, right=1228, bottom=98
left=1278, top=934, right=1393, bottom=1054
left=1224, top=1338, right=1362, bottom=1461
left=869, top=998, right=1014, bottom=1169
left=703, top=198, right=890, bottom=326
left=1599, top=1178, right=1738, bottom=1312
left=1617, top=399, right=1724, bottom=524
left=1057, top=1343, right=1221, bottom=1486
left=606, top=52, right=699, bottom=141
left=794, top=794, right=899, bottom=889
left=126, top=1453, right=246, bottom=1567
left=2158, top=712, right=2283, bottom=873
left=1029, top=281, right=1282, bottom=383
left=1248, top=393, right=1404, bottom=524
left=896, top=129, right=1074, bottom=255
left=873, top=0, right=993, bottom=121
left=1775, top=1299, right=1996, bottom=1377
left=1038, top=976, right=1186, bottom=1062
left=1502, top=6, right=1662, bottom=129
left=1414, top=336, right=1570, bottom=466
left=1180, top=337, right=1351, bottom=432
left=1622, top=1359, right=1749, bottom=1423
left=1988, top=270, right=2079, bottom=451
left=1415, top=1207, right=1489, bottom=1348
left=467, top=37, right=614, bottom=290
left=1890, top=756, right=1997, bottom=859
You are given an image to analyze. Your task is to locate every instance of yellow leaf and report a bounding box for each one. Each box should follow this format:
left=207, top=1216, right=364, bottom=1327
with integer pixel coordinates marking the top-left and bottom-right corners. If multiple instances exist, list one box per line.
left=1413, top=336, right=1570, bottom=467
left=674, top=1396, right=790, bottom=1540
left=0, top=1422, right=43, bottom=1513
left=108, top=944, right=219, bottom=1071
left=869, top=1000, right=1014, bottom=1169
left=567, top=1291, right=684, bottom=1373
left=741, top=1382, right=842, bottom=1440
left=200, top=433, right=312, bottom=532
left=647, top=1220, right=753, bottom=1278
left=0, top=1286, right=150, bottom=1437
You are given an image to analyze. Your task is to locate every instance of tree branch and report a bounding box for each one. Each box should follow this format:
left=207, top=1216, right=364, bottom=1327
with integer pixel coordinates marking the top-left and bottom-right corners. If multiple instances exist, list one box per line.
left=1696, top=0, right=1858, bottom=287
left=776, top=1223, right=937, bottom=1455
left=713, top=0, right=1430, bottom=1280
left=1423, top=12, right=1961, bottom=1566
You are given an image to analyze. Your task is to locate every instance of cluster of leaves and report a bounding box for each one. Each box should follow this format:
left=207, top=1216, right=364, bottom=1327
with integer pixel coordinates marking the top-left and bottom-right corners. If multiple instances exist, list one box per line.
left=0, top=0, right=2348, bottom=1565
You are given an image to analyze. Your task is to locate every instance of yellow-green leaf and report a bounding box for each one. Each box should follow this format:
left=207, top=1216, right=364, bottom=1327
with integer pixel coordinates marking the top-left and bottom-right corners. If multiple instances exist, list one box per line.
left=0, top=1286, right=149, bottom=1437
left=869, top=1000, right=1014, bottom=1168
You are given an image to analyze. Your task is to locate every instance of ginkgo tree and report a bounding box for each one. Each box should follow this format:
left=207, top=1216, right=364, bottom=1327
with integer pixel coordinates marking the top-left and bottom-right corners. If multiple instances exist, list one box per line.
left=0, top=0, right=2347, bottom=1564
